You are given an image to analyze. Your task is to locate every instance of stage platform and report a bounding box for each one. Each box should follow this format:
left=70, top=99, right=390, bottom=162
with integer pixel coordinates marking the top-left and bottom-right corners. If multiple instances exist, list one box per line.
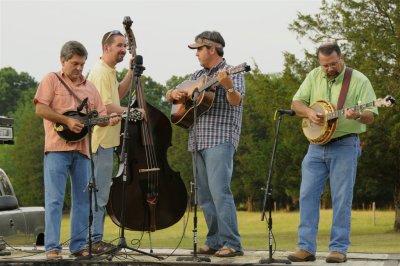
left=0, top=247, right=399, bottom=265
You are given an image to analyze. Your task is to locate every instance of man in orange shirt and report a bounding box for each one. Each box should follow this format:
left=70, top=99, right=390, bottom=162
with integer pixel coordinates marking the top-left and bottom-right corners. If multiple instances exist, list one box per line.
left=34, top=41, right=119, bottom=259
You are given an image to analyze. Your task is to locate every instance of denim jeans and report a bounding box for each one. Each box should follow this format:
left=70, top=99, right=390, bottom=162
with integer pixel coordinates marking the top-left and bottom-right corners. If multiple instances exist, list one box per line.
left=297, top=134, right=361, bottom=255
left=90, top=146, right=113, bottom=243
left=195, top=142, right=242, bottom=251
left=44, top=151, right=90, bottom=253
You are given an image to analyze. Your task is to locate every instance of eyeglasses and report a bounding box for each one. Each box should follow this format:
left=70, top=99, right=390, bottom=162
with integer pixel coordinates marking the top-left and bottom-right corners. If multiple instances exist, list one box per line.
left=104, top=30, right=123, bottom=42
left=320, top=60, right=341, bottom=69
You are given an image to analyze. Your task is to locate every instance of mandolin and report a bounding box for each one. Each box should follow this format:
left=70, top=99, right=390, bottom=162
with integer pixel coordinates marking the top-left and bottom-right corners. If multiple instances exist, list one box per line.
left=54, top=109, right=143, bottom=142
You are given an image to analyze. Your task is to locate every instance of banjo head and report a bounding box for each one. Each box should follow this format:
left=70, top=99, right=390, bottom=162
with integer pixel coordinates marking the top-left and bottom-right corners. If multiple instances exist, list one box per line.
left=302, top=100, right=337, bottom=144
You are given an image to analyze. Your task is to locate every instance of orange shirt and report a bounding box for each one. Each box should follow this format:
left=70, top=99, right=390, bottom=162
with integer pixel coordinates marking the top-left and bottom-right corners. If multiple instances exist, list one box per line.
left=34, top=71, right=107, bottom=158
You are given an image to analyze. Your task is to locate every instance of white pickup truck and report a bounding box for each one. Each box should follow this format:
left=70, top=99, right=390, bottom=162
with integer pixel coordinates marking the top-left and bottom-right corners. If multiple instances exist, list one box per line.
left=0, top=168, right=44, bottom=247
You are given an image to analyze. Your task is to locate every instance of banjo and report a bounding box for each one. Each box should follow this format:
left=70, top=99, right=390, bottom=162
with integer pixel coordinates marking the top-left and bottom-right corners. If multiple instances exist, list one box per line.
left=302, top=95, right=395, bottom=144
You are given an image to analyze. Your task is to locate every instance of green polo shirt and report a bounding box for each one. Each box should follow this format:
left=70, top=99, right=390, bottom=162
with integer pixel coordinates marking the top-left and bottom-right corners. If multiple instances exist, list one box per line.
left=293, top=66, right=378, bottom=138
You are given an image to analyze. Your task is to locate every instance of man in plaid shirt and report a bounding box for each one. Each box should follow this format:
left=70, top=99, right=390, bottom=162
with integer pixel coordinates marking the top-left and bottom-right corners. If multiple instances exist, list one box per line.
left=166, top=31, right=245, bottom=257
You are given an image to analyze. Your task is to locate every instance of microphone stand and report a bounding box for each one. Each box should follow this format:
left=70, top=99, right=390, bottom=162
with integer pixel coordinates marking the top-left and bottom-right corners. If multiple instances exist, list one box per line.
left=98, top=56, right=161, bottom=261
left=259, top=113, right=291, bottom=265
left=176, top=89, right=210, bottom=263
left=76, top=100, right=98, bottom=260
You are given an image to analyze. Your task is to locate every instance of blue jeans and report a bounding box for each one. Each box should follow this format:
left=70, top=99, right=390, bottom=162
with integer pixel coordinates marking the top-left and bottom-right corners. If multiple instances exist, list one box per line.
left=44, top=151, right=90, bottom=253
left=195, top=142, right=242, bottom=251
left=90, top=146, right=113, bottom=243
left=297, top=135, right=361, bottom=255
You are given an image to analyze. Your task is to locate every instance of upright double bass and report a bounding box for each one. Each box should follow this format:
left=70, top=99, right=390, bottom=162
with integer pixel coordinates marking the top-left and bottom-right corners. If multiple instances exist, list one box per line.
left=106, top=17, right=188, bottom=231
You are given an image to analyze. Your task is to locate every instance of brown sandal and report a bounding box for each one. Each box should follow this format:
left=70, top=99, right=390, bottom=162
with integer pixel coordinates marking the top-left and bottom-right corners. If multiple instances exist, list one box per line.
left=215, top=246, right=244, bottom=257
left=46, top=250, right=63, bottom=260
left=191, top=245, right=218, bottom=255
left=70, top=248, right=89, bottom=258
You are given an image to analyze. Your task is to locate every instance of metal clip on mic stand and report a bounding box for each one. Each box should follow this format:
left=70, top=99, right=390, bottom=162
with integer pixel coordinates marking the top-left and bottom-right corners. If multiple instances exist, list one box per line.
left=176, top=89, right=210, bottom=263
left=97, top=56, right=161, bottom=261
left=259, top=111, right=291, bottom=264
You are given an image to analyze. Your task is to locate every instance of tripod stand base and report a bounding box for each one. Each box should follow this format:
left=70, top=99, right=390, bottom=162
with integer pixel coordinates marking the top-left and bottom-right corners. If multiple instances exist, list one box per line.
left=0, top=251, right=11, bottom=256
left=96, top=237, right=162, bottom=261
left=176, top=256, right=211, bottom=262
left=259, top=257, right=291, bottom=264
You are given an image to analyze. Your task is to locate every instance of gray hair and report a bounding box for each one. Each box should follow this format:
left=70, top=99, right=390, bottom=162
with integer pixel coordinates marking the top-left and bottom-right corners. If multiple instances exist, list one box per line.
left=60, top=41, right=88, bottom=61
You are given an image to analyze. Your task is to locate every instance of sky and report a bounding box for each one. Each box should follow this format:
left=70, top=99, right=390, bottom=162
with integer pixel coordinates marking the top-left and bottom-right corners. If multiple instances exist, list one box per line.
left=0, top=0, right=322, bottom=86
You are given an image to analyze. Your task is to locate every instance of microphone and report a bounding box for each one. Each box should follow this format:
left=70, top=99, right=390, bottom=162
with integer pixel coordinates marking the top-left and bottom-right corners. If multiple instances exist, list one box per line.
left=277, top=109, right=296, bottom=116
left=133, top=55, right=145, bottom=76
left=77, top=97, right=88, bottom=112
left=134, top=55, right=143, bottom=65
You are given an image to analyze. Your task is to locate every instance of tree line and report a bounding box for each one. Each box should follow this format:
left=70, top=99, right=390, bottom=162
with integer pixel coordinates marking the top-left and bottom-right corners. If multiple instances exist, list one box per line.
left=0, top=0, right=398, bottom=231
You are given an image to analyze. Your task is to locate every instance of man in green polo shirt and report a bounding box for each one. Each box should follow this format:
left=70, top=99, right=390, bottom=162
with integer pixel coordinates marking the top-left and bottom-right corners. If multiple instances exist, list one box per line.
left=288, top=42, right=378, bottom=263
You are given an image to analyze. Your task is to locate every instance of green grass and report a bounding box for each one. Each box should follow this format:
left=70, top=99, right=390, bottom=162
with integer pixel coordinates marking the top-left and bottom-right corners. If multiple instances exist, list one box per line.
left=60, top=210, right=400, bottom=253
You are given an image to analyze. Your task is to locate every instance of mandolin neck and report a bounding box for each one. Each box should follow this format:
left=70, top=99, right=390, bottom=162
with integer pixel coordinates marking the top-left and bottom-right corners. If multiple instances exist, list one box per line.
left=84, top=115, right=117, bottom=126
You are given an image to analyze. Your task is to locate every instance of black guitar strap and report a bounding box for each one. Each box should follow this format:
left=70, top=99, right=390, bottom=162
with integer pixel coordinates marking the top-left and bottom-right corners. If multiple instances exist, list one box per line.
left=53, top=72, right=86, bottom=110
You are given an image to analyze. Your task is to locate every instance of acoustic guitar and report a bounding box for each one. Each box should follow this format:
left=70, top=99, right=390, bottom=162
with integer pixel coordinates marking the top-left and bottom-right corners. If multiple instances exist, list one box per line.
left=170, top=63, right=251, bottom=128
left=54, top=109, right=143, bottom=142
left=302, top=95, right=395, bottom=144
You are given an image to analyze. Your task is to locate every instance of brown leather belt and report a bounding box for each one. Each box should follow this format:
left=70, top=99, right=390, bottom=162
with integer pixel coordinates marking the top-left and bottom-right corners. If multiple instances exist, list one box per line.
left=327, top=133, right=358, bottom=144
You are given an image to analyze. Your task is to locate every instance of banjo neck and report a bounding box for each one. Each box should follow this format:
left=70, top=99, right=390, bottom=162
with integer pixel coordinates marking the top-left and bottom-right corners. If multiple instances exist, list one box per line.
left=326, top=101, right=376, bottom=121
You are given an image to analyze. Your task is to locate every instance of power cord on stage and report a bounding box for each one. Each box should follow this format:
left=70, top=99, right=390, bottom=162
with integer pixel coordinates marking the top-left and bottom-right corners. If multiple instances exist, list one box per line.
left=161, top=190, right=192, bottom=259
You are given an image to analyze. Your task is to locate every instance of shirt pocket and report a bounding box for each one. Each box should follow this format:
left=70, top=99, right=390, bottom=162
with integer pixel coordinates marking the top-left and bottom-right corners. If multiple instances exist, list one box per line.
left=54, top=86, right=72, bottom=96
left=53, top=86, right=74, bottom=110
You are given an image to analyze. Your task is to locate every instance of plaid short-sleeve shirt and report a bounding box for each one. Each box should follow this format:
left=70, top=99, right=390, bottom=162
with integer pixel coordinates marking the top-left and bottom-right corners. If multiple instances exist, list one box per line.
left=188, top=60, right=245, bottom=152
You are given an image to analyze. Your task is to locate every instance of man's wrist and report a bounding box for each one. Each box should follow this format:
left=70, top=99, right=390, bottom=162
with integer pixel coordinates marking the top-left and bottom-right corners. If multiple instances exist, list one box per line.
left=226, top=87, right=235, bottom=93
left=166, top=89, right=174, bottom=102
left=355, top=112, right=362, bottom=121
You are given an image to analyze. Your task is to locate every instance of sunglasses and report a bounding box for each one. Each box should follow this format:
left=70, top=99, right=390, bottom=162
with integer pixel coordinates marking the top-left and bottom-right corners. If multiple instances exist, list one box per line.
left=105, top=30, right=123, bottom=42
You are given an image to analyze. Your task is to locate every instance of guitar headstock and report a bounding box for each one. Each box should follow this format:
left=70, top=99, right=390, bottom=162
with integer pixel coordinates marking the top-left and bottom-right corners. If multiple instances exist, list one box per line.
left=376, top=95, right=396, bottom=107
left=226, top=63, right=251, bottom=75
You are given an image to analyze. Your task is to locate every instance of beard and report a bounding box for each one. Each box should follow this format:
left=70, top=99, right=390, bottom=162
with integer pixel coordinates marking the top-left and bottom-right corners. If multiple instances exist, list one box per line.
left=327, top=70, right=340, bottom=79
left=116, top=54, right=125, bottom=63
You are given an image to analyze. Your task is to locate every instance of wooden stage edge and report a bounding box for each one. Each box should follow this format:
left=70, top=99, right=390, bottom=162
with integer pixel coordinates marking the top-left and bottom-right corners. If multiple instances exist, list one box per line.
left=0, top=247, right=399, bottom=266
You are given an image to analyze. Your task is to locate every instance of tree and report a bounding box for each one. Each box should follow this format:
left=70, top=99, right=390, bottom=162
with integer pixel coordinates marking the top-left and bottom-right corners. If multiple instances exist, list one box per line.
left=0, top=85, right=44, bottom=206
left=7, top=88, right=44, bottom=205
left=0, top=67, right=37, bottom=115
left=288, top=0, right=400, bottom=230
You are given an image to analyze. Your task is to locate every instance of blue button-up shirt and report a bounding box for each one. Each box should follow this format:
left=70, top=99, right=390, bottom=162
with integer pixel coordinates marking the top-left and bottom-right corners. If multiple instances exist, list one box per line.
left=188, top=59, right=245, bottom=152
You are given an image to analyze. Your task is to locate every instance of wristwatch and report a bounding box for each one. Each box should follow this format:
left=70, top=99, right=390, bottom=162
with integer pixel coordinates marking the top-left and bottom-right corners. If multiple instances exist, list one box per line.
left=227, top=87, right=235, bottom=93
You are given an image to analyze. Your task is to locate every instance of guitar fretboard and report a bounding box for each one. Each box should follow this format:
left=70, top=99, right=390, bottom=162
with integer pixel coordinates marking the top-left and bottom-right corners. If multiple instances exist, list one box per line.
left=197, top=63, right=249, bottom=93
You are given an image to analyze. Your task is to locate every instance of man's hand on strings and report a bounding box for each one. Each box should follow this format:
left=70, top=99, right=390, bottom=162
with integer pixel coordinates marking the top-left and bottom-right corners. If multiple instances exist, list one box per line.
left=307, top=109, right=325, bottom=126
left=171, top=89, right=188, bottom=101
left=66, top=118, right=84, bottom=133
